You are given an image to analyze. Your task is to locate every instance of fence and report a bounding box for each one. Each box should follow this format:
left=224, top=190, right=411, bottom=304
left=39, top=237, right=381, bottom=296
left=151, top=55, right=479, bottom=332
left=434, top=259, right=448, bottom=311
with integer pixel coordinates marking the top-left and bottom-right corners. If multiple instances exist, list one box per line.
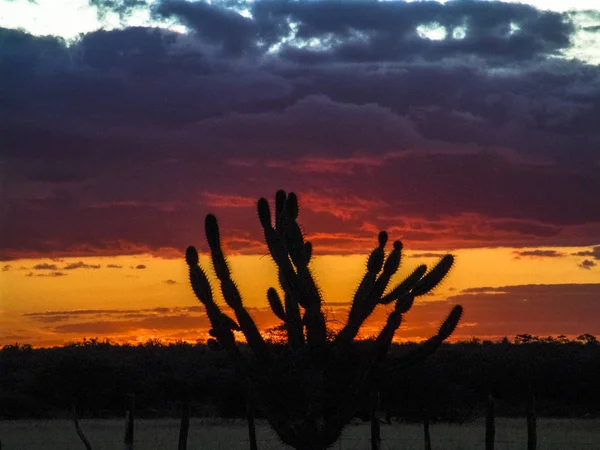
left=2, top=416, right=600, bottom=450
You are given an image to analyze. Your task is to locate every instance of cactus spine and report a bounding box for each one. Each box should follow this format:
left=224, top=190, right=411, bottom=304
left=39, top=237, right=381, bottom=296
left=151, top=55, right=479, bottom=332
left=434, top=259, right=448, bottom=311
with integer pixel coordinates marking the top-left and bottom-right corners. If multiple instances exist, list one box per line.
left=186, top=190, right=462, bottom=450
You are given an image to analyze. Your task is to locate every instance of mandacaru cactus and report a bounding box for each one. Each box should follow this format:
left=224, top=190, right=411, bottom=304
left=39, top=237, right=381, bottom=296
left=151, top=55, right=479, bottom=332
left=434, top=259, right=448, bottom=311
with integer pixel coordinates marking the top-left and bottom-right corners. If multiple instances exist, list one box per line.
left=186, top=190, right=462, bottom=450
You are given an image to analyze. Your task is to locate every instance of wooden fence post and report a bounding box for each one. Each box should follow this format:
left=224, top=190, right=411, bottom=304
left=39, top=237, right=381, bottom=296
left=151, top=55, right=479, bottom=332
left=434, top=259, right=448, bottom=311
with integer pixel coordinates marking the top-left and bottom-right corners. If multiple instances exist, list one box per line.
left=527, top=392, right=537, bottom=450
left=423, top=411, right=432, bottom=450
left=370, top=389, right=381, bottom=450
left=246, top=397, right=258, bottom=450
left=178, top=396, right=190, bottom=450
left=71, top=404, right=93, bottom=450
left=485, top=394, right=495, bottom=450
left=124, top=394, right=135, bottom=450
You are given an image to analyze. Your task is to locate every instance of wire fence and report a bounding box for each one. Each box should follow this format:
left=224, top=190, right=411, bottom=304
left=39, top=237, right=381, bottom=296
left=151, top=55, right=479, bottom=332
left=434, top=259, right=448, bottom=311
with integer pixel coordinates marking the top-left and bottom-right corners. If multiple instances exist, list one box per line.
left=2, top=418, right=600, bottom=450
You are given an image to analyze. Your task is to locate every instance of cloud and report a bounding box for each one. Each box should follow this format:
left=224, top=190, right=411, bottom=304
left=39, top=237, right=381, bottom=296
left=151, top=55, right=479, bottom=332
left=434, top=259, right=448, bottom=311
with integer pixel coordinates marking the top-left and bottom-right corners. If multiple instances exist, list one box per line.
left=163, top=279, right=177, bottom=284
left=572, top=246, right=600, bottom=260
left=513, top=249, right=566, bottom=258
left=257, top=154, right=391, bottom=175
left=1, top=0, right=599, bottom=259
left=578, top=259, right=597, bottom=270
left=300, top=190, right=387, bottom=220
left=410, top=252, right=447, bottom=258
left=397, top=283, right=600, bottom=340
left=135, top=264, right=147, bottom=269
left=19, top=283, right=600, bottom=342
left=2, top=264, right=11, bottom=271
left=202, top=192, right=256, bottom=208
left=253, top=0, right=573, bottom=63
left=25, top=307, right=178, bottom=319
left=25, top=271, right=67, bottom=277
left=25, top=306, right=213, bottom=336
left=62, top=261, right=101, bottom=270
left=154, top=0, right=258, bottom=56
left=32, top=263, right=59, bottom=270
left=106, top=264, right=124, bottom=268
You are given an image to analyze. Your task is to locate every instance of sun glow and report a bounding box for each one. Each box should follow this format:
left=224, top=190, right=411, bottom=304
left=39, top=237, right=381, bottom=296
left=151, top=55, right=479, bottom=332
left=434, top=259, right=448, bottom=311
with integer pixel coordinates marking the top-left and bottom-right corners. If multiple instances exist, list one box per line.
left=2, top=247, right=598, bottom=347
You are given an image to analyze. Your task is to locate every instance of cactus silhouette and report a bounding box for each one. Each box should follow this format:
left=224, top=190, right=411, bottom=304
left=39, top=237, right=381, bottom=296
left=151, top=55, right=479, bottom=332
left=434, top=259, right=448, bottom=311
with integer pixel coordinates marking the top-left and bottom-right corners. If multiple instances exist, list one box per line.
left=186, top=190, right=462, bottom=450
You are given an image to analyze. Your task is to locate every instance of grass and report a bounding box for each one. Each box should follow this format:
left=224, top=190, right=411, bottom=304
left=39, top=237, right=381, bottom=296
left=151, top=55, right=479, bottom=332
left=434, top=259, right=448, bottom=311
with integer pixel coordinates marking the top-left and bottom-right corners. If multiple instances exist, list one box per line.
left=1, top=417, right=599, bottom=449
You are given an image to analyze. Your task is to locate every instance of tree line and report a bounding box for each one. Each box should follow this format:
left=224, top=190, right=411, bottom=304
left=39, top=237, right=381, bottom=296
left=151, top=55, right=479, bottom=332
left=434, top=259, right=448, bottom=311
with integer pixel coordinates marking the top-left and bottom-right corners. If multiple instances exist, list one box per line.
left=1, top=336, right=599, bottom=421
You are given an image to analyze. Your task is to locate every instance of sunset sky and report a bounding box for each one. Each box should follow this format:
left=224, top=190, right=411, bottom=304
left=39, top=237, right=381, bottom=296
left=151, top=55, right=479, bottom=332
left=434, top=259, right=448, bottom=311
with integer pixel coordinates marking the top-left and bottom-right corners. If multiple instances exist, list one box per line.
left=1, top=0, right=599, bottom=347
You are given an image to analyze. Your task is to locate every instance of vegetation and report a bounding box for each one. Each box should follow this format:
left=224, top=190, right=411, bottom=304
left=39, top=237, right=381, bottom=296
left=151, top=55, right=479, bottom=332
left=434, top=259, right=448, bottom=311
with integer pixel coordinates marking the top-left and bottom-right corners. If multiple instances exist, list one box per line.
left=1, top=338, right=600, bottom=421
left=185, top=190, right=461, bottom=449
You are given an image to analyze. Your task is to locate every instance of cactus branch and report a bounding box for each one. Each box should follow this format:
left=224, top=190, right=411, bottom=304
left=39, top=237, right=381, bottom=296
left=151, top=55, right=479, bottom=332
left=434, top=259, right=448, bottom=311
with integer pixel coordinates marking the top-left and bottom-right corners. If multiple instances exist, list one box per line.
left=267, top=288, right=286, bottom=322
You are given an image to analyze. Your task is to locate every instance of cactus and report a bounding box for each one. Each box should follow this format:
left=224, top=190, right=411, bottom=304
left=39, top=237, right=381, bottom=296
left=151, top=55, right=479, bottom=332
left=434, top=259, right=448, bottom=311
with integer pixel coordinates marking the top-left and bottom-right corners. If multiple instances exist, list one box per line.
left=186, top=190, right=462, bottom=450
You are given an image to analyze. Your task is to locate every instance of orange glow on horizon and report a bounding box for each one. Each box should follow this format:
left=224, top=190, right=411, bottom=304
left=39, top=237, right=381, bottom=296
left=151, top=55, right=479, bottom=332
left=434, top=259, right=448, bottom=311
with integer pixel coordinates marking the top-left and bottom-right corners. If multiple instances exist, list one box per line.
left=1, top=246, right=600, bottom=347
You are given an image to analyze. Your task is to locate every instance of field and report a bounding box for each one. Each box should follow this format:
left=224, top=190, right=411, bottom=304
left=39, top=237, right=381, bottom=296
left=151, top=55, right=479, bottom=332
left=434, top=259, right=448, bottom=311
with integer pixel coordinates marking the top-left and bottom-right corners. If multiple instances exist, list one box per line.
left=1, top=417, right=599, bottom=450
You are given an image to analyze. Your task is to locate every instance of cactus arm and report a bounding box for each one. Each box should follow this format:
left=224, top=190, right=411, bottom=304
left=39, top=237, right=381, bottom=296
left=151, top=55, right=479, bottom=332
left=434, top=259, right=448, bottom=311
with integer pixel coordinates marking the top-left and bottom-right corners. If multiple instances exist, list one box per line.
left=410, top=255, right=454, bottom=297
left=353, top=232, right=387, bottom=311
left=365, top=240, right=402, bottom=312
left=334, top=234, right=386, bottom=345
left=204, top=214, right=270, bottom=362
left=258, top=198, right=307, bottom=308
left=388, top=304, right=463, bottom=373
left=186, top=248, right=299, bottom=445
left=186, top=246, right=227, bottom=329
left=336, top=240, right=402, bottom=345
left=275, top=189, right=286, bottom=230
left=267, top=287, right=286, bottom=322
left=260, top=192, right=328, bottom=349
left=282, top=283, right=305, bottom=349
left=380, top=264, right=427, bottom=304
left=280, top=193, right=328, bottom=350
left=185, top=246, right=249, bottom=371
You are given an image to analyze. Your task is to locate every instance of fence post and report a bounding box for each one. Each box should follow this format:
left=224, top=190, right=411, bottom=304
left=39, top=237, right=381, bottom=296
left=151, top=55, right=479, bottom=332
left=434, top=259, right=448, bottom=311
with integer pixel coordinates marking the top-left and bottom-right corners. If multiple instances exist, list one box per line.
left=124, top=393, right=135, bottom=450
left=247, top=397, right=258, bottom=450
left=71, top=404, right=93, bottom=450
left=527, top=392, right=537, bottom=450
left=423, top=408, right=432, bottom=450
left=485, top=394, right=495, bottom=450
left=370, top=389, right=381, bottom=450
left=178, top=396, right=190, bottom=450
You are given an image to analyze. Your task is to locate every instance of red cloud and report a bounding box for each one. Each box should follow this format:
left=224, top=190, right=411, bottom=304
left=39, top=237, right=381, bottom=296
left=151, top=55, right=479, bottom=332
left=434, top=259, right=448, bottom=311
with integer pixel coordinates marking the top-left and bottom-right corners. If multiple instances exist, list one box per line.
left=202, top=192, right=256, bottom=208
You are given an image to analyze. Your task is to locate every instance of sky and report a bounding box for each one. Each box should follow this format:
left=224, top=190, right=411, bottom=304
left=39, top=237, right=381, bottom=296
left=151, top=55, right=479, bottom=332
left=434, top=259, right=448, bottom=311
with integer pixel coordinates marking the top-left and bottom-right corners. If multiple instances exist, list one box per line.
left=0, top=0, right=599, bottom=347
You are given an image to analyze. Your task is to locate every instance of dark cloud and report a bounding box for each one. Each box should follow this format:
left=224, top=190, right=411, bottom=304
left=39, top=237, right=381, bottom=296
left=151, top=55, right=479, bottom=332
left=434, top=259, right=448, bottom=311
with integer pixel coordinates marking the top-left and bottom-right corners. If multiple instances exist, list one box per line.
left=254, top=0, right=573, bottom=63
left=20, top=283, right=600, bottom=341
left=513, top=249, right=565, bottom=258
left=106, top=264, right=124, bottom=268
left=1, top=0, right=599, bottom=258
left=90, top=0, right=148, bottom=20
left=154, top=0, right=258, bottom=56
left=88, top=0, right=576, bottom=65
left=30, top=307, right=212, bottom=335
left=572, top=246, right=600, bottom=260
left=410, top=252, right=447, bottom=258
left=25, top=271, right=67, bottom=277
left=163, top=279, right=177, bottom=284
left=33, top=263, right=59, bottom=270
left=396, top=283, right=600, bottom=340
left=135, top=264, right=147, bottom=269
left=2, top=264, right=11, bottom=271
left=62, top=261, right=102, bottom=270
left=25, top=307, right=189, bottom=319
left=578, top=259, right=597, bottom=270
